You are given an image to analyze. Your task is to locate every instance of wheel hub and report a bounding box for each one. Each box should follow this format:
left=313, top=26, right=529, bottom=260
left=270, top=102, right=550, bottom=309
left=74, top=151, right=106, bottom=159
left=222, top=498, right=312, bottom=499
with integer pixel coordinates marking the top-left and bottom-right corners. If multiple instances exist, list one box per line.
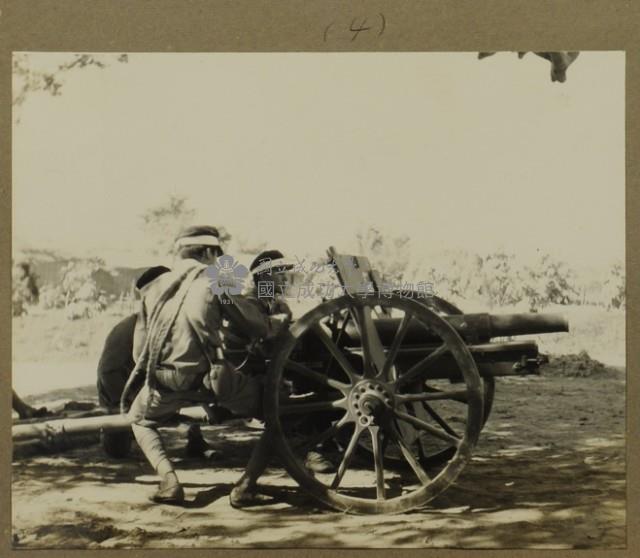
left=348, top=380, right=394, bottom=426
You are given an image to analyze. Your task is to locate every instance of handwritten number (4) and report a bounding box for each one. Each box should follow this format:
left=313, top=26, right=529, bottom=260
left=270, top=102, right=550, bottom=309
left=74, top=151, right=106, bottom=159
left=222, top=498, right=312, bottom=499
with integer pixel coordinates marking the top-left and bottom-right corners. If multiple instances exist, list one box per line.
left=349, top=18, right=371, bottom=41
left=324, top=14, right=385, bottom=43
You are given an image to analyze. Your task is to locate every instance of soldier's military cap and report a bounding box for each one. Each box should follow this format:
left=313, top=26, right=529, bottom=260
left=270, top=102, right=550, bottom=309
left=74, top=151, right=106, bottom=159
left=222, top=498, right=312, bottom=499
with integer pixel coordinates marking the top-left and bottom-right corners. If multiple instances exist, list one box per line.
left=135, top=265, right=171, bottom=289
left=250, top=250, right=295, bottom=276
left=174, top=225, right=221, bottom=249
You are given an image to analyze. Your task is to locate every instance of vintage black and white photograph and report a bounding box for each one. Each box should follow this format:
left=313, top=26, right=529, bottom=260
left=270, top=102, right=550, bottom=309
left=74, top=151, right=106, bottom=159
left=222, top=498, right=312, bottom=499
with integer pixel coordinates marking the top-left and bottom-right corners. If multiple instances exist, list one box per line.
left=11, top=51, right=625, bottom=549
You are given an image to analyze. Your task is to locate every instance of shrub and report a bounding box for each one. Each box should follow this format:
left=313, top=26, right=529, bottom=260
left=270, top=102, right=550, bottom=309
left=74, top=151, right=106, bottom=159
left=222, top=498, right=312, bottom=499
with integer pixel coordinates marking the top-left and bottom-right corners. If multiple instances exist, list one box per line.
left=477, top=252, right=523, bottom=308
left=55, top=259, right=113, bottom=320
left=604, top=262, right=625, bottom=309
left=12, top=261, right=39, bottom=316
left=39, top=284, right=66, bottom=310
left=356, top=227, right=411, bottom=285
left=521, top=254, right=579, bottom=311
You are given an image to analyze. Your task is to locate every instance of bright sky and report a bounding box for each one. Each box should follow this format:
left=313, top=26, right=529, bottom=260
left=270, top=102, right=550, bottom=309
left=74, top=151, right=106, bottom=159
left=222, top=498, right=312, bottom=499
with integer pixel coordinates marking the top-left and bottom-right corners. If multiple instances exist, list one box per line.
left=13, top=52, right=625, bottom=269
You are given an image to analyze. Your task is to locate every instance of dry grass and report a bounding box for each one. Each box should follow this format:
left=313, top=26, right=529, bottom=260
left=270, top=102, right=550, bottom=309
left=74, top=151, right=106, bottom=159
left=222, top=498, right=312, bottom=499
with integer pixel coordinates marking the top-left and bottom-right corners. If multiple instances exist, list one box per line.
left=12, top=307, right=132, bottom=363
left=12, top=303, right=625, bottom=368
left=510, top=305, right=625, bottom=367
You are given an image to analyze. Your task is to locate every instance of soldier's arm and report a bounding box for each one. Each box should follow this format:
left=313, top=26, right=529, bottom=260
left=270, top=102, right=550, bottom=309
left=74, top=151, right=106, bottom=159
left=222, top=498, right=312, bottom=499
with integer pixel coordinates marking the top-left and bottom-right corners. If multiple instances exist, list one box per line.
left=185, top=282, right=226, bottom=362
left=221, top=293, right=289, bottom=342
left=271, top=296, right=293, bottom=320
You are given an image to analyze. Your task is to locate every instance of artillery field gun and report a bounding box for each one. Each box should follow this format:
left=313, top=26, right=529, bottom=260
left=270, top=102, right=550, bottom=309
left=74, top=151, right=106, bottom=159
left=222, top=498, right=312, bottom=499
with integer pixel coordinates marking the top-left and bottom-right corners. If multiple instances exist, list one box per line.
left=13, top=247, right=568, bottom=514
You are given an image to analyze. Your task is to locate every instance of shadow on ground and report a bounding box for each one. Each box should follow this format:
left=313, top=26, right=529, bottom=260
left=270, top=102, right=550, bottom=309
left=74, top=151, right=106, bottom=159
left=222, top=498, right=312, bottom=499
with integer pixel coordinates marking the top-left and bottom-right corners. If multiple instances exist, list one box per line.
left=12, top=375, right=626, bottom=549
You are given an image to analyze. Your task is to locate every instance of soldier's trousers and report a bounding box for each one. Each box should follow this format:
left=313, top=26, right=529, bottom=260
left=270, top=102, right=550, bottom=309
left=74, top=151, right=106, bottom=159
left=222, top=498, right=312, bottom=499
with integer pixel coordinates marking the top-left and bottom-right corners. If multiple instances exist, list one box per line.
left=127, top=365, right=263, bottom=475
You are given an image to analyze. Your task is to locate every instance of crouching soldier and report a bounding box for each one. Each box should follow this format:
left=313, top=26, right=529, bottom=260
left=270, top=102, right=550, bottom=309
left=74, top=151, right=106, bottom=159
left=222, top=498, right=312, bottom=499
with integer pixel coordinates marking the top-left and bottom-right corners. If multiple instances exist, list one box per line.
left=220, top=250, right=293, bottom=377
left=224, top=250, right=336, bottom=484
left=125, top=226, right=288, bottom=504
left=97, top=311, right=138, bottom=457
left=97, top=266, right=212, bottom=459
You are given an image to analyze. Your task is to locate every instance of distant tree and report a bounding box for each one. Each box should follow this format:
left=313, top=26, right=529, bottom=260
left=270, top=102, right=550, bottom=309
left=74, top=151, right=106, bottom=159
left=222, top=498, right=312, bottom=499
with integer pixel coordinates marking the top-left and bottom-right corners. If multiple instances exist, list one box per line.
left=32, top=258, right=112, bottom=319
left=13, top=53, right=128, bottom=121
left=356, top=227, right=411, bottom=285
left=478, top=51, right=580, bottom=83
left=60, top=259, right=112, bottom=320
left=140, top=195, right=231, bottom=257
left=603, top=262, right=625, bottom=309
left=12, top=261, right=39, bottom=316
left=435, top=251, right=484, bottom=303
left=140, top=195, right=196, bottom=257
left=521, top=254, right=578, bottom=311
left=477, top=251, right=523, bottom=309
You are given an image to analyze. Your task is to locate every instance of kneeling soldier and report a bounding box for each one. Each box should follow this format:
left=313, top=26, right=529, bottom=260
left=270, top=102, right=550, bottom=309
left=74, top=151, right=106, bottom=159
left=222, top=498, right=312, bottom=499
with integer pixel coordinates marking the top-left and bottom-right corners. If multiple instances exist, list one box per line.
left=126, top=226, right=287, bottom=504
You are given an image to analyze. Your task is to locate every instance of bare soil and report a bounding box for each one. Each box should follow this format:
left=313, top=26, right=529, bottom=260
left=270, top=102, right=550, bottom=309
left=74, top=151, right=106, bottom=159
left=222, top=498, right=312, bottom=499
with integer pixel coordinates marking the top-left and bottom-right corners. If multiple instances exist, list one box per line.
left=11, top=367, right=626, bottom=549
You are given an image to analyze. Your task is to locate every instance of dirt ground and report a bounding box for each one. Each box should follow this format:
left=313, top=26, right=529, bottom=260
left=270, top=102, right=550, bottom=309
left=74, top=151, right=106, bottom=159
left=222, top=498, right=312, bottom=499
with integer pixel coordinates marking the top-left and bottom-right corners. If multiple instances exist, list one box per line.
left=11, top=365, right=626, bottom=550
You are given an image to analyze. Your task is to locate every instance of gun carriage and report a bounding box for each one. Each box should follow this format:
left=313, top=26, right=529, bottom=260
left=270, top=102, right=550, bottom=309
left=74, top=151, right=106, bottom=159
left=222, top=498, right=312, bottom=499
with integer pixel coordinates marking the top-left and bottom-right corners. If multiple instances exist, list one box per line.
left=261, top=247, right=567, bottom=513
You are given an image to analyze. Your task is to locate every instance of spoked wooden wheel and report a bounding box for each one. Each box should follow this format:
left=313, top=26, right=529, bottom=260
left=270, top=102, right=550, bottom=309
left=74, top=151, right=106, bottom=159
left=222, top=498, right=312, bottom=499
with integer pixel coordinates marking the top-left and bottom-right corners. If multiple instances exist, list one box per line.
left=394, top=290, right=495, bottom=430
left=264, top=293, right=484, bottom=514
left=356, top=291, right=493, bottom=467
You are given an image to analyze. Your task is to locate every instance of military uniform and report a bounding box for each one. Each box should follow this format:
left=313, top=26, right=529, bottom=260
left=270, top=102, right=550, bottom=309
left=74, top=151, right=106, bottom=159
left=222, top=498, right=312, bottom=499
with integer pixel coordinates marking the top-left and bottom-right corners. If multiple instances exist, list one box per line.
left=127, top=258, right=284, bottom=426
left=97, top=313, right=137, bottom=410
left=97, top=265, right=171, bottom=411
left=124, top=248, right=292, bottom=504
left=220, top=289, right=291, bottom=377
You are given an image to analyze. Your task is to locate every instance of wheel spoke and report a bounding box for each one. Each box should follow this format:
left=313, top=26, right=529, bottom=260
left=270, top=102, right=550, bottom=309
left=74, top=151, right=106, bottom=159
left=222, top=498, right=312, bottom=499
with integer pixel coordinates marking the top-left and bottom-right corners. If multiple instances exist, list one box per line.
left=380, top=430, right=390, bottom=457
left=415, top=431, right=430, bottom=466
left=389, top=426, right=430, bottom=485
left=323, top=311, right=353, bottom=374
left=380, top=311, right=413, bottom=381
left=311, top=324, right=359, bottom=383
left=397, top=343, right=449, bottom=387
left=280, top=398, right=346, bottom=415
left=421, top=402, right=461, bottom=439
left=393, top=409, right=461, bottom=446
left=331, top=426, right=364, bottom=489
left=285, top=360, right=350, bottom=393
left=292, top=416, right=348, bottom=455
left=351, top=304, right=375, bottom=377
left=395, top=389, right=469, bottom=404
left=370, top=425, right=386, bottom=500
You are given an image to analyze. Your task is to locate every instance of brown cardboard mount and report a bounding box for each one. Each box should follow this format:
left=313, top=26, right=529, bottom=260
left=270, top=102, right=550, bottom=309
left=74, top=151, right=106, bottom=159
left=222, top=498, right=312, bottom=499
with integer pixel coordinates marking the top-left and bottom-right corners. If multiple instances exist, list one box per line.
left=1, top=1, right=638, bottom=556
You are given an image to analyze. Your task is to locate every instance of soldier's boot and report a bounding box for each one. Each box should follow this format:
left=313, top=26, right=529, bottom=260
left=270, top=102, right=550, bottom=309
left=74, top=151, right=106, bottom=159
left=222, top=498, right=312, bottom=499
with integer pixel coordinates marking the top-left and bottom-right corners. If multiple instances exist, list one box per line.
left=229, top=482, right=272, bottom=509
left=185, top=424, right=217, bottom=459
left=305, top=450, right=336, bottom=474
left=151, top=472, right=185, bottom=505
left=132, top=422, right=185, bottom=505
left=101, top=429, right=133, bottom=459
left=229, top=429, right=273, bottom=508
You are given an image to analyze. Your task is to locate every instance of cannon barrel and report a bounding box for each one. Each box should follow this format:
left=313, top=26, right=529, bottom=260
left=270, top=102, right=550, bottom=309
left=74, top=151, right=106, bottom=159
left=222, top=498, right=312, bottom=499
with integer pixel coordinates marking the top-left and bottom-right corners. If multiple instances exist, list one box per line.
left=13, top=413, right=131, bottom=443
left=343, top=312, right=569, bottom=346
left=452, top=312, right=570, bottom=339
left=12, top=390, right=217, bottom=444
